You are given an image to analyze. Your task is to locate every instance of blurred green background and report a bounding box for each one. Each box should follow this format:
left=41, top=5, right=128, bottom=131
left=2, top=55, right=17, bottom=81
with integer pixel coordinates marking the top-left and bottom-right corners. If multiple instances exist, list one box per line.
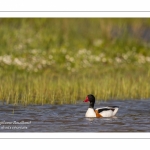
left=0, top=18, right=150, bottom=105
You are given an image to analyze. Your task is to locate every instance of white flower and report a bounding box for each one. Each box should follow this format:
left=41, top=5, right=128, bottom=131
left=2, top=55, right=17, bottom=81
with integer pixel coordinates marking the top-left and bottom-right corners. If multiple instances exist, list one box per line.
left=93, top=39, right=103, bottom=46
left=115, top=57, right=122, bottom=63
left=14, top=58, right=24, bottom=66
left=146, top=57, right=150, bottom=62
left=1, top=55, right=12, bottom=65
left=65, top=55, right=74, bottom=62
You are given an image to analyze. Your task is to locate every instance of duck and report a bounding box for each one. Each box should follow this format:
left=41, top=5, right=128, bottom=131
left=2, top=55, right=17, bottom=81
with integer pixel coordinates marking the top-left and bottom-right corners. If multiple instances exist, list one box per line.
left=83, top=94, right=119, bottom=118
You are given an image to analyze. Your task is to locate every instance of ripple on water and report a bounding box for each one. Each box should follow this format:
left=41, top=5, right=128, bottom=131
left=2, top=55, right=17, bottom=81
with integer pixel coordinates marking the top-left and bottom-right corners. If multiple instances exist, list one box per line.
left=0, top=100, right=150, bottom=132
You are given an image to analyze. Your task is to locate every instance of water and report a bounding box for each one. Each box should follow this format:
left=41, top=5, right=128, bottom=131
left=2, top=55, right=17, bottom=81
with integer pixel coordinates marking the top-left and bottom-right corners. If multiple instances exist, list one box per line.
left=0, top=100, right=150, bottom=132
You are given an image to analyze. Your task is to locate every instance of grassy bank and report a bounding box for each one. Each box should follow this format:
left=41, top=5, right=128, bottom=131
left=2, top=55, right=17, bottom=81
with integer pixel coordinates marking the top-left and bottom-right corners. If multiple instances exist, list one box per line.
left=0, top=18, right=150, bottom=105
left=1, top=71, right=150, bottom=105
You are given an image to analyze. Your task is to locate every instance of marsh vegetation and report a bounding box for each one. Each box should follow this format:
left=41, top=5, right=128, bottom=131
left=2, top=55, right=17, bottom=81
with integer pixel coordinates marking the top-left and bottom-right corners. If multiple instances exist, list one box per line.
left=0, top=18, right=150, bottom=105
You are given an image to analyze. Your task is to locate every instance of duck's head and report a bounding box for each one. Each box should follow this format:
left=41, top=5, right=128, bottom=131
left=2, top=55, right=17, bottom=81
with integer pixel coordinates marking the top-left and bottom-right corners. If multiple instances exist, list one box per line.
left=83, top=94, right=95, bottom=108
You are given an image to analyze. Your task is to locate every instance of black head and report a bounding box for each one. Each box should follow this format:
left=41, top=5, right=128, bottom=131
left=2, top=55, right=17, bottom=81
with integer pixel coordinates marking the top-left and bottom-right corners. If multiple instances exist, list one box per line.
left=83, top=94, right=95, bottom=108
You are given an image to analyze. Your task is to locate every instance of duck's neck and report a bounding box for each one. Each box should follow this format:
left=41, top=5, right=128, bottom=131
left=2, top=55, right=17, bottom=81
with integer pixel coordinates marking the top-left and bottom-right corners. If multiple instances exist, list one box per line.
left=89, top=102, right=94, bottom=109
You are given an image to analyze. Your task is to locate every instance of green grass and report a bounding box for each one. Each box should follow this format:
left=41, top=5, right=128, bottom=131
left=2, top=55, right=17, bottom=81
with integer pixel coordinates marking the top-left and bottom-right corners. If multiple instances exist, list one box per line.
left=1, top=69, right=150, bottom=105
left=0, top=18, right=150, bottom=105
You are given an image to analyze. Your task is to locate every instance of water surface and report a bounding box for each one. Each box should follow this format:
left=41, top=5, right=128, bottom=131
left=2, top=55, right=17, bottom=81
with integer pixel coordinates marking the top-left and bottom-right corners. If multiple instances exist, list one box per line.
left=0, top=100, right=150, bottom=132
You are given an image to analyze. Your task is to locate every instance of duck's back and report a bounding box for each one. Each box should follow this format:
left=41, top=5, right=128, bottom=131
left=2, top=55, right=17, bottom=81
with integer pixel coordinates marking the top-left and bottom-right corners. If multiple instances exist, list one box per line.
left=95, top=106, right=119, bottom=117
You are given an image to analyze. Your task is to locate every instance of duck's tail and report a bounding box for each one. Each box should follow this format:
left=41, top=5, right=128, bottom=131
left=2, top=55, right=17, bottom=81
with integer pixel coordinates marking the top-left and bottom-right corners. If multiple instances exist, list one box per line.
left=112, top=106, right=119, bottom=116
left=109, top=106, right=119, bottom=116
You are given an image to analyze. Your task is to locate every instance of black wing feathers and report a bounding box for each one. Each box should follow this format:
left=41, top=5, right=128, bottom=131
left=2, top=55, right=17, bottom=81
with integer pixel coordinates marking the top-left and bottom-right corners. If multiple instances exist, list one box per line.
left=108, top=106, right=119, bottom=108
left=98, top=108, right=115, bottom=113
left=97, top=106, right=119, bottom=113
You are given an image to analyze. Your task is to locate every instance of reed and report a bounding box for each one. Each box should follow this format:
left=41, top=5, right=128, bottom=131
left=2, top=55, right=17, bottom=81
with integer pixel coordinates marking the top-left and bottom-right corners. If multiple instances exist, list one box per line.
left=0, top=68, right=150, bottom=105
left=0, top=18, right=150, bottom=105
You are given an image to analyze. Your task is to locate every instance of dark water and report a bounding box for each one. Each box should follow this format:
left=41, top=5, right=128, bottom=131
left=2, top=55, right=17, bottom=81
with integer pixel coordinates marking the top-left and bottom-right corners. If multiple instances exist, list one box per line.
left=0, top=100, right=150, bottom=132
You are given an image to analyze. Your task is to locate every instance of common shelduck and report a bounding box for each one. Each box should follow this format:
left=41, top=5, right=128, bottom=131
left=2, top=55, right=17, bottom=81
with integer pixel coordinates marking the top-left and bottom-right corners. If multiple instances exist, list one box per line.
left=83, top=94, right=119, bottom=118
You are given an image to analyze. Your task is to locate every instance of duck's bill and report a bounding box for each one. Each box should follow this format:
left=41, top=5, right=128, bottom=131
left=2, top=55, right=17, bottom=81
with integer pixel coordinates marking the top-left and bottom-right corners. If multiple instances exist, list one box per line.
left=83, top=96, right=89, bottom=102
